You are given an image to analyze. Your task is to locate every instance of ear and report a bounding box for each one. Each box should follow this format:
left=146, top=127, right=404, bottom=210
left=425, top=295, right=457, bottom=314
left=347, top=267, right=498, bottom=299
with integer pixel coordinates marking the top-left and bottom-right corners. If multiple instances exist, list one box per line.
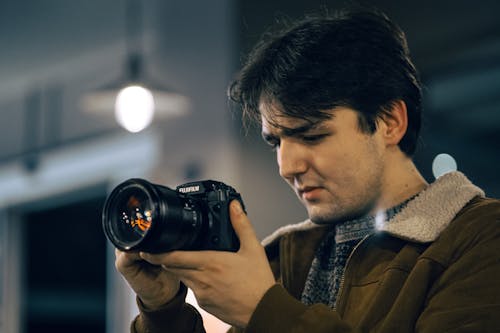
left=378, top=100, right=408, bottom=147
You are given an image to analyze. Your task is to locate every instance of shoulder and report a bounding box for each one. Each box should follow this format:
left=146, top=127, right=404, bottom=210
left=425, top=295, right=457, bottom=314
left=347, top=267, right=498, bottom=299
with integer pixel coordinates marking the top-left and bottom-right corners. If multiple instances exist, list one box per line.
left=459, top=195, right=500, bottom=215
left=433, top=196, right=500, bottom=264
left=452, top=196, right=500, bottom=233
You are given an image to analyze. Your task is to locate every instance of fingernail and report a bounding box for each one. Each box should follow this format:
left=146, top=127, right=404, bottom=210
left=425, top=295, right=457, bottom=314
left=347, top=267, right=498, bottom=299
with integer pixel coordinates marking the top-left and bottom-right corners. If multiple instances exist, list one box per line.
left=232, top=200, right=243, bottom=214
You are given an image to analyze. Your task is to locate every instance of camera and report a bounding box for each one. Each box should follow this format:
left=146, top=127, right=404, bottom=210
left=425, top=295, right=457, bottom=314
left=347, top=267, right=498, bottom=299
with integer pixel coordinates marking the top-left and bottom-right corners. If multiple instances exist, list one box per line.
left=102, top=178, right=244, bottom=253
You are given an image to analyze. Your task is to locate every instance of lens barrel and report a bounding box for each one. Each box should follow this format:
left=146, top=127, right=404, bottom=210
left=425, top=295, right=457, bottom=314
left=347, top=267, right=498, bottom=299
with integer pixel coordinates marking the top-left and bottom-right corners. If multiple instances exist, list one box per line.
left=102, top=179, right=202, bottom=253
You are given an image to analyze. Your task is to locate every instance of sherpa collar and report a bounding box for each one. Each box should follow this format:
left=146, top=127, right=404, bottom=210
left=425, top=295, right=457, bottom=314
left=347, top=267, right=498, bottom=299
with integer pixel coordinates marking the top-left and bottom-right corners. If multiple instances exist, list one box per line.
left=378, top=171, right=484, bottom=242
left=262, top=171, right=484, bottom=246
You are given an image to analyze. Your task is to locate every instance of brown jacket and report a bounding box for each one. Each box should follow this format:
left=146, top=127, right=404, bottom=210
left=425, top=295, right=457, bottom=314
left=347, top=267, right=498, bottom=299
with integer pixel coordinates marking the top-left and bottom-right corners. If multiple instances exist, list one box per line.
left=132, top=172, right=500, bottom=332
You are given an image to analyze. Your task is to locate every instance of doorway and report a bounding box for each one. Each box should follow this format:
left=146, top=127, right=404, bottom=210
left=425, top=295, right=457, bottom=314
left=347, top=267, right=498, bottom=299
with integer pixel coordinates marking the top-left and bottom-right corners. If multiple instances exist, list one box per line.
left=18, top=189, right=107, bottom=333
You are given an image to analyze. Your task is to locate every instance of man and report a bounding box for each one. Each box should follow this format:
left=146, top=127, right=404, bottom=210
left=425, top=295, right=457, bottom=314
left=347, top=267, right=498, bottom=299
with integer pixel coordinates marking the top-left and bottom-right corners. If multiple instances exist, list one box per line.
left=116, top=8, right=500, bottom=332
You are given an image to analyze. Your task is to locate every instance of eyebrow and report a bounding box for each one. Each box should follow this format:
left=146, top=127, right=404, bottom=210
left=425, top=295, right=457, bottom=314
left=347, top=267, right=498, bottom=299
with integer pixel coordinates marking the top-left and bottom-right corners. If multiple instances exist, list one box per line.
left=262, top=121, right=328, bottom=140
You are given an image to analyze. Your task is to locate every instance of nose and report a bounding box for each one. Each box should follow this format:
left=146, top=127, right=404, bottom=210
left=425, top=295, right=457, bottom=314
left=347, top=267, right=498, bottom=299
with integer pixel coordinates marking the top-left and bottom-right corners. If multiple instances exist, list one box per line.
left=277, top=139, right=308, bottom=180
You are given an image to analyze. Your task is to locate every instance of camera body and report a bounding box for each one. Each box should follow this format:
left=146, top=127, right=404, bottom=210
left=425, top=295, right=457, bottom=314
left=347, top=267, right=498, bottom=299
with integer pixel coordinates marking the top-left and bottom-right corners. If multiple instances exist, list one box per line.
left=174, top=180, right=243, bottom=252
left=102, top=178, right=244, bottom=253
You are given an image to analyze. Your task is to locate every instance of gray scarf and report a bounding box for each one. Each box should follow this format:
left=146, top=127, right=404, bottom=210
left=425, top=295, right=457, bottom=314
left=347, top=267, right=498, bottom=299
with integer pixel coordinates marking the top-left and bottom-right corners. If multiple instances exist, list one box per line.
left=300, top=201, right=409, bottom=308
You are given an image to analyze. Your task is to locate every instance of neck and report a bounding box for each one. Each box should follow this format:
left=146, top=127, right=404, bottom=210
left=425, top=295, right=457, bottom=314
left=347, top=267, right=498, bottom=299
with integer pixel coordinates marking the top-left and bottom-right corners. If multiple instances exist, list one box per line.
left=372, top=152, right=428, bottom=214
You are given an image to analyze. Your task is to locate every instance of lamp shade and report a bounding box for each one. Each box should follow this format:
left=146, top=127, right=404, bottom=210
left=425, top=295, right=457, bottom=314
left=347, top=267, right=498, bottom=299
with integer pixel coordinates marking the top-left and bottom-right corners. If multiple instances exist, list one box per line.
left=79, top=55, right=189, bottom=132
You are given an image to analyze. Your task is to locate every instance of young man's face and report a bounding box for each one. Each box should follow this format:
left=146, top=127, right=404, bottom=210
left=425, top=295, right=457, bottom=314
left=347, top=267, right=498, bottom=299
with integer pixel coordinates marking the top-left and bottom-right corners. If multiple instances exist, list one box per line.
left=261, top=105, right=389, bottom=224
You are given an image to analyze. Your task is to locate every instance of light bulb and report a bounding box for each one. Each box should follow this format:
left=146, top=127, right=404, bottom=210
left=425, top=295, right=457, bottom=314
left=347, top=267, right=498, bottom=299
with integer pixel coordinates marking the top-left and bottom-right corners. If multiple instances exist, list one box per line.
left=114, top=85, right=155, bottom=133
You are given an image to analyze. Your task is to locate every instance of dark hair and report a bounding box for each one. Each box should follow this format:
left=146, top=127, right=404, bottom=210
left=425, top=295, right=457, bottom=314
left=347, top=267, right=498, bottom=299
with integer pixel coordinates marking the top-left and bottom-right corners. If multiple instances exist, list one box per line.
left=229, top=8, right=422, bottom=156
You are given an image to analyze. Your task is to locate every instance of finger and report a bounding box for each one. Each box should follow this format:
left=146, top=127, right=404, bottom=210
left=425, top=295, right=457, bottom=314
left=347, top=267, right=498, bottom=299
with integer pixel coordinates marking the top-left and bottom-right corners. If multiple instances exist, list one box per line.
left=176, top=274, right=202, bottom=293
left=116, top=248, right=141, bottom=261
left=115, top=249, right=142, bottom=269
left=161, top=267, right=210, bottom=294
left=140, top=251, right=209, bottom=270
left=162, top=266, right=202, bottom=283
left=115, top=249, right=147, bottom=277
left=229, top=200, right=260, bottom=251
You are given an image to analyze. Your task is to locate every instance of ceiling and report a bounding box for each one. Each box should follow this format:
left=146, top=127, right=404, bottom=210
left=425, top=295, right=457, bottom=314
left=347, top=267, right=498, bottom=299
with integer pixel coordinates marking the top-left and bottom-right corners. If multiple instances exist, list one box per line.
left=0, top=0, right=499, bottom=196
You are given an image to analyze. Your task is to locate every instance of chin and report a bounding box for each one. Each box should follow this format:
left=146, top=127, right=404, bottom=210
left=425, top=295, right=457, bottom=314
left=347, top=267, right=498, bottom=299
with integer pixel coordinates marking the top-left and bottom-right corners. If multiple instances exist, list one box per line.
left=309, top=216, right=334, bottom=225
left=307, top=207, right=337, bottom=225
left=307, top=203, right=369, bottom=225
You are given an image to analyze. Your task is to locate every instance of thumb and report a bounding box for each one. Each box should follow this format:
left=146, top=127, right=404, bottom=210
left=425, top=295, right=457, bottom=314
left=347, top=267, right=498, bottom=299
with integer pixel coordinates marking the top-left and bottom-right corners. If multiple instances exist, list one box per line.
left=229, top=200, right=259, bottom=251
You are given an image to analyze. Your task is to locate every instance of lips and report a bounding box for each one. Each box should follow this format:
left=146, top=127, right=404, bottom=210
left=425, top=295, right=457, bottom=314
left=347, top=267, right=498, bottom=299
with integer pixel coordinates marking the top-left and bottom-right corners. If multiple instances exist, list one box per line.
left=298, top=186, right=323, bottom=200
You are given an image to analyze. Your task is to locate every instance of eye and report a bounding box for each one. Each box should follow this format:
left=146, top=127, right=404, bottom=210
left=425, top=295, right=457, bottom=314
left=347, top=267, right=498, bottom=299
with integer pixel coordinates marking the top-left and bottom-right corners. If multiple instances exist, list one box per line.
left=262, top=135, right=280, bottom=150
left=266, top=140, right=280, bottom=151
left=300, top=134, right=328, bottom=144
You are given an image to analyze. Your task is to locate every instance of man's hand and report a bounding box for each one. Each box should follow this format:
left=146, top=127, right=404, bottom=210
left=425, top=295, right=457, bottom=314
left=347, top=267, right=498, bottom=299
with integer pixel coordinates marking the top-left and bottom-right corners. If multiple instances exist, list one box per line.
left=140, top=200, right=276, bottom=328
left=115, top=248, right=181, bottom=310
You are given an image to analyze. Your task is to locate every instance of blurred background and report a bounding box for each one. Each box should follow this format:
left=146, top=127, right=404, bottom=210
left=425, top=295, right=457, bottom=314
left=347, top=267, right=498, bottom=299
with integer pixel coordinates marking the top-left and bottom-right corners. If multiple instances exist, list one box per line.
left=0, top=0, right=499, bottom=332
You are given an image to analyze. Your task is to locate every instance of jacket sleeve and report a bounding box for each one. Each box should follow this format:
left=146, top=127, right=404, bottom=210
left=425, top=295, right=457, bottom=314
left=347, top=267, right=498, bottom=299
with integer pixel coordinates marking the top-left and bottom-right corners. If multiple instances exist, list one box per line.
left=131, top=283, right=206, bottom=333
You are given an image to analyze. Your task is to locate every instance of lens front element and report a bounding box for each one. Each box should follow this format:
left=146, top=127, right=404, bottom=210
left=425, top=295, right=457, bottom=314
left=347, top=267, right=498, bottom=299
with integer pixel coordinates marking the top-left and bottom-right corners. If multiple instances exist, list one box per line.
left=103, top=180, right=158, bottom=251
left=117, top=192, right=153, bottom=242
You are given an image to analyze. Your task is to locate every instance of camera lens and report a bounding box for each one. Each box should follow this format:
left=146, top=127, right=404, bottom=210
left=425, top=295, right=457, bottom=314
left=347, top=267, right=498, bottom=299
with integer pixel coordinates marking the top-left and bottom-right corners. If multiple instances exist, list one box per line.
left=102, top=179, right=202, bottom=253
left=111, top=188, right=153, bottom=245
